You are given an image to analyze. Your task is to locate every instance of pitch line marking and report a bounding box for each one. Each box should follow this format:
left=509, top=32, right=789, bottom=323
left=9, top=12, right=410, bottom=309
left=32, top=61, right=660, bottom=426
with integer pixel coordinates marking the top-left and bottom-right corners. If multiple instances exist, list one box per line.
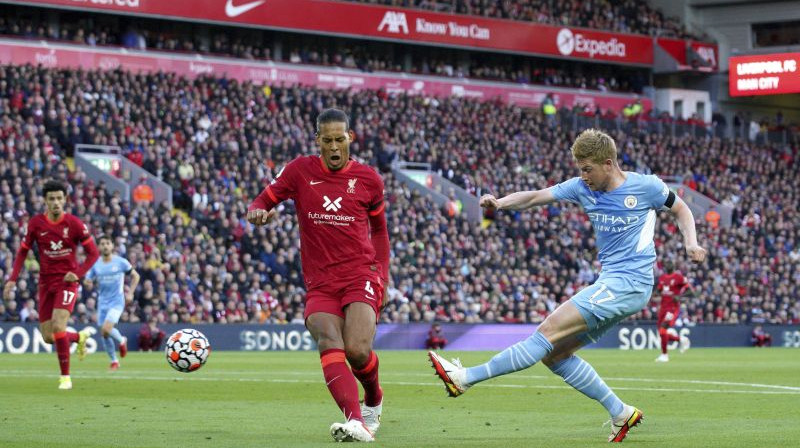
left=0, top=370, right=797, bottom=395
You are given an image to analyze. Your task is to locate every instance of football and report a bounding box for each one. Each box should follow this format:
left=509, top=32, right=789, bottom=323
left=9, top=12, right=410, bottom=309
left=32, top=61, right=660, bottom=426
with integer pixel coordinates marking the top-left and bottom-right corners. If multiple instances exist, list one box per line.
left=165, top=328, right=211, bottom=373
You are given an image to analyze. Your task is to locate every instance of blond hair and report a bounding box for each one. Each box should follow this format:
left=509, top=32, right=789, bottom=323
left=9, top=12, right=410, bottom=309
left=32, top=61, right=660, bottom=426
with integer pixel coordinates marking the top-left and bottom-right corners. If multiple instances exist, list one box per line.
left=570, top=129, right=617, bottom=164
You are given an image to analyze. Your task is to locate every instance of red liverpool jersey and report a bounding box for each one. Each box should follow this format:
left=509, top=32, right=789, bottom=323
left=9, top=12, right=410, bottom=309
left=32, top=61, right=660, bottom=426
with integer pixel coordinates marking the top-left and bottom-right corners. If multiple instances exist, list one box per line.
left=21, top=213, right=93, bottom=279
left=251, top=156, right=386, bottom=288
left=657, top=272, right=688, bottom=310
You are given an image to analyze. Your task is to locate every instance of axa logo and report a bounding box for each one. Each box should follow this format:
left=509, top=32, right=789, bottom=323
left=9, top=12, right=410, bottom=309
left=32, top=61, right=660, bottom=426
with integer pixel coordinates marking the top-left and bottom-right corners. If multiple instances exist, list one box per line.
left=378, top=11, right=409, bottom=34
left=323, top=196, right=343, bottom=212
left=50, top=240, right=64, bottom=251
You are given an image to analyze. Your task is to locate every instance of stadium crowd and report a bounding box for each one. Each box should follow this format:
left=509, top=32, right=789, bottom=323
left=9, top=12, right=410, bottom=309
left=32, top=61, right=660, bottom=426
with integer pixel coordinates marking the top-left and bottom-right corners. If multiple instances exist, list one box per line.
left=0, top=11, right=642, bottom=93
left=1, top=64, right=798, bottom=328
left=345, top=0, right=706, bottom=40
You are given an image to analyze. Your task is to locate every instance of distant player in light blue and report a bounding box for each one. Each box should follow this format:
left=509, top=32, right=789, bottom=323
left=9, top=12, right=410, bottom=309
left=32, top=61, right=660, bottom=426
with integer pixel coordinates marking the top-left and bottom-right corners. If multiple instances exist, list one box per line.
left=85, top=236, right=140, bottom=371
left=429, top=129, right=707, bottom=443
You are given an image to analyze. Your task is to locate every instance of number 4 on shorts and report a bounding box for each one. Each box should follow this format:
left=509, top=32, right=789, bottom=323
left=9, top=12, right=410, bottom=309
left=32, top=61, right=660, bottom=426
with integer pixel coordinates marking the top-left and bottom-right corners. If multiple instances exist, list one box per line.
left=365, top=281, right=375, bottom=299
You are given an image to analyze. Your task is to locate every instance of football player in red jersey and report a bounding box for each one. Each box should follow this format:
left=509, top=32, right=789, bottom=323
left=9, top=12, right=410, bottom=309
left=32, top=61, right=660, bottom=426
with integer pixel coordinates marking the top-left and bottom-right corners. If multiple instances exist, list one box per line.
left=3, top=179, right=100, bottom=389
left=247, top=108, right=389, bottom=442
left=654, top=260, right=693, bottom=362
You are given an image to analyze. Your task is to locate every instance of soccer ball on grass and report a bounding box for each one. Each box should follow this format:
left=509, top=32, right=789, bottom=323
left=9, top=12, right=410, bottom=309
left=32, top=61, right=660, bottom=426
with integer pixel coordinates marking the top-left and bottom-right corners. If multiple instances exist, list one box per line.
left=165, top=328, right=210, bottom=372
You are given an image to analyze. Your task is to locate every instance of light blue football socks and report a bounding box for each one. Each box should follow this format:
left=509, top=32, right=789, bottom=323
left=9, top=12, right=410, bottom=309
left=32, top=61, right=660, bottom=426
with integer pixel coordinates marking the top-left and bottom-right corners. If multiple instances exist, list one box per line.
left=102, top=336, right=117, bottom=362
left=465, top=332, right=553, bottom=384
left=549, top=355, right=624, bottom=417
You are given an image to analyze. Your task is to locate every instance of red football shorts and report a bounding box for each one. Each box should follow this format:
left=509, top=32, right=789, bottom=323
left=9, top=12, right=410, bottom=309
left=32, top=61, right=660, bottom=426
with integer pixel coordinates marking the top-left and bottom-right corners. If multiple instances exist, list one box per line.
left=657, top=305, right=680, bottom=327
left=304, top=271, right=384, bottom=322
left=38, top=278, right=80, bottom=322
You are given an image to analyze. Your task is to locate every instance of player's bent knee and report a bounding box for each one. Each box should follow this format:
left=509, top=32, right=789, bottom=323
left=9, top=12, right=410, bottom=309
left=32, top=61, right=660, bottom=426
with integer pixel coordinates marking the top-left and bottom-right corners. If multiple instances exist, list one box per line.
left=344, top=345, right=371, bottom=367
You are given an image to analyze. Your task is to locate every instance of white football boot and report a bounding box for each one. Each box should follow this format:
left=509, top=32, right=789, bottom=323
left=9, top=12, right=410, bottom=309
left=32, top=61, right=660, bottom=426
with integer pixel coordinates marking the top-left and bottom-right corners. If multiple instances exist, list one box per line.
left=360, top=400, right=382, bottom=435
left=679, top=336, right=690, bottom=354
left=58, top=375, right=72, bottom=390
left=330, top=419, right=374, bottom=442
left=428, top=351, right=470, bottom=397
left=607, top=404, right=644, bottom=442
left=655, top=353, right=669, bottom=362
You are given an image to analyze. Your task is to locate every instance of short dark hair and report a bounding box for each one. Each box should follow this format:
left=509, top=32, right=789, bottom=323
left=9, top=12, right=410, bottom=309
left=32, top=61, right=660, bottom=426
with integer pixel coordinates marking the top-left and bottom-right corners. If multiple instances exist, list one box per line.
left=98, top=234, right=112, bottom=243
left=316, top=108, right=350, bottom=133
left=42, top=179, right=68, bottom=197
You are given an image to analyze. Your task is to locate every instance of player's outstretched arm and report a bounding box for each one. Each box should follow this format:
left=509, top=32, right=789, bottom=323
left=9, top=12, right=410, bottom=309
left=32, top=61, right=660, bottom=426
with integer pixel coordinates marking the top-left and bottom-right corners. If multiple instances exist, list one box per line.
left=668, top=196, right=707, bottom=263
left=480, top=189, right=556, bottom=211
left=5, top=242, right=31, bottom=300
left=127, top=268, right=141, bottom=302
left=246, top=208, right=278, bottom=226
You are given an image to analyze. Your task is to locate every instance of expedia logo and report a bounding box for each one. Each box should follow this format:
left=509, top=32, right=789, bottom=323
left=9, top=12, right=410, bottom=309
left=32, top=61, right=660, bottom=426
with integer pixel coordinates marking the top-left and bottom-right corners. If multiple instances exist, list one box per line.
left=378, top=11, right=409, bottom=34
left=557, top=28, right=575, bottom=56
left=323, top=196, right=342, bottom=212
left=557, top=28, right=626, bottom=58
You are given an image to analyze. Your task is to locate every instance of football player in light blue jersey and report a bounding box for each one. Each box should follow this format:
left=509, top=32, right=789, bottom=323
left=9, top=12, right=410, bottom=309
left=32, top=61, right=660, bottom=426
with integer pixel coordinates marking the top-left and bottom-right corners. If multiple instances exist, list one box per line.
left=85, top=236, right=139, bottom=371
left=429, top=129, right=706, bottom=443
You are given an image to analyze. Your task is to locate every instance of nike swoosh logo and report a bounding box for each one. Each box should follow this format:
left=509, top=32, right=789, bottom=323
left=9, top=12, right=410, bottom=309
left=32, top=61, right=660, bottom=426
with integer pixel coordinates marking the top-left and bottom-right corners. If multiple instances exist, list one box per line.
left=326, top=375, right=341, bottom=386
left=365, top=295, right=376, bottom=301
left=40, top=232, right=48, bottom=236
left=225, top=0, right=266, bottom=17
left=310, top=181, right=324, bottom=185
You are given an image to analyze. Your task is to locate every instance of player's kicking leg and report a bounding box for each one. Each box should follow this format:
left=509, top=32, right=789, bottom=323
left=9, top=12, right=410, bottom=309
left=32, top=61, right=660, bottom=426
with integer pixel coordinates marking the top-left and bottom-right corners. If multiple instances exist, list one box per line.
left=427, top=301, right=585, bottom=396
left=608, top=405, right=644, bottom=442
left=428, top=351, right=470, bottom=397
left=544, top=335, right=644, bottom=443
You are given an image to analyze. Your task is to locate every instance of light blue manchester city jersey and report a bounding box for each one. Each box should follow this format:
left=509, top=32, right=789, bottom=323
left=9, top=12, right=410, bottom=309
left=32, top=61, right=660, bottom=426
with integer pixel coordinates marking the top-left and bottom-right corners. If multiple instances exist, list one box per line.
left=86, top=255, right=132, bottom=307
left=549, top=172, right=670, bottom=285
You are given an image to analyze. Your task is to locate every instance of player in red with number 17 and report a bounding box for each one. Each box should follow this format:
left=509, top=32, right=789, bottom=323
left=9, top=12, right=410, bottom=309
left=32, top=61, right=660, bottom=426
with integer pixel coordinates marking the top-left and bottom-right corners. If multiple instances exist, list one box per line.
left=247, top=108, right=389, bottom=443
left=654, top=260, right=693, bottom=362
left=3, top=179, right=100, bottom=389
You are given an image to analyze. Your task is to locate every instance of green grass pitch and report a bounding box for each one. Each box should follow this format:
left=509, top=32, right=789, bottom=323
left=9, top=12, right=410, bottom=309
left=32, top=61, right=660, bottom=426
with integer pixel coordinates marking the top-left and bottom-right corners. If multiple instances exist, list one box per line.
left=0, top=348, right=798, bottom=447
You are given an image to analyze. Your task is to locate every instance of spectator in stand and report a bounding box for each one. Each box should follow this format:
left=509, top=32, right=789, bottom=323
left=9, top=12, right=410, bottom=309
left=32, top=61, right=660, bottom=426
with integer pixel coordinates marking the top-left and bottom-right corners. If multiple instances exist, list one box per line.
left=132, top=176, right=154, bottom=204
left=705, top=205, right=721, bottom=230
left=343, top=0, right=707, bottom=40
left=751, top=325, right=772, bottom=347
left=426, top=323, right=448, bottom=350
left=138, top=316, right=166, bottom=351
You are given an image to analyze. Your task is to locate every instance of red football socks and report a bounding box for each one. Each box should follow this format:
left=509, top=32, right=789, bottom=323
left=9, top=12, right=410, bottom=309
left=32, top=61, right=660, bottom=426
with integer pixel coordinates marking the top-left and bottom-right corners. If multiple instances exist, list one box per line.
left=352, top=351, right=383, bottom=407
left=659, top=328, right=681, bottom=354
left=53, top=331, right=71, bottom=375
left=320, top=348, right=363, bottom=422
